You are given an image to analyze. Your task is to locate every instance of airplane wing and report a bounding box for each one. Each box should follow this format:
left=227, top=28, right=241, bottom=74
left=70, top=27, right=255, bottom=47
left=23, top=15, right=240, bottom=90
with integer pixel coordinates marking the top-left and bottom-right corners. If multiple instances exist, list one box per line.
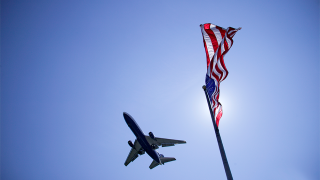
left=145, top=136, right=186, bottom=147
left=124, top=140, right=142, bottom=166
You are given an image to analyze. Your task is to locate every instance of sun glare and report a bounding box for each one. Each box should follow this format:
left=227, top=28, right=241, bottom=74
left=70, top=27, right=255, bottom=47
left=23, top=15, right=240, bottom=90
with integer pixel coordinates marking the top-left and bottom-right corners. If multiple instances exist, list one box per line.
left=194, top=91, right=237, bottom=128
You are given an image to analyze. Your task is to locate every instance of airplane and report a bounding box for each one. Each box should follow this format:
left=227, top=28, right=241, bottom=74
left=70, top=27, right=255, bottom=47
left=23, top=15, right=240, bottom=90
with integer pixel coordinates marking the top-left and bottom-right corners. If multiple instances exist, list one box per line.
left=123, top=112, right=186, bottom=169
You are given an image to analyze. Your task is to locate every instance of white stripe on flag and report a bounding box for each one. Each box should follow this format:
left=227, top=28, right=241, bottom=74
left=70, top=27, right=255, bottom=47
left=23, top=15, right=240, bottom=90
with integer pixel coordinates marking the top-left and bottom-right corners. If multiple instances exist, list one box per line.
left=226, top=37, right=232, bottom=49
left=210, top=24, right=223, bottom=46
left=201, top=25, right=215, bottom=62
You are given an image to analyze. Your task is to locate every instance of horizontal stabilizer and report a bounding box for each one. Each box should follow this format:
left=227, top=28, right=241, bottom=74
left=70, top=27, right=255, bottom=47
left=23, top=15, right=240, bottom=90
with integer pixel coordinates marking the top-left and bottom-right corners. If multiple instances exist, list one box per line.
left=160, top=157, right=176, bottom=164
left=149, top=157, right=176, bottom=169
left=149, top=160, right=160, bottom=169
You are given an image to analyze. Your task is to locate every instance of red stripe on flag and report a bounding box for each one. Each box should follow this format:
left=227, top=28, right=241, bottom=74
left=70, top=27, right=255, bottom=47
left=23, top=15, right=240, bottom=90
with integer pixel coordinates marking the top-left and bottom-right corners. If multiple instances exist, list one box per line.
left=216, top=26, right=226, bottom=39
left=216, top=108, right=223, bottom=126
left=204, top=24, right=219, bottom=54
left=219, top=56, right=229, bottom=81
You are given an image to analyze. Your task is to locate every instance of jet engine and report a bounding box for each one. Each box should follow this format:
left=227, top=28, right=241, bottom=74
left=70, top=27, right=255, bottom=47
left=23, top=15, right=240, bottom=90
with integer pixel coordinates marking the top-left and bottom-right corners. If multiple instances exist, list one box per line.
left=151, top=144, right=159, bottom=149
left=128, top=140, right=134, bottom=148
left=138, top=149, right=145, bottom=155
left=149, top=132, right=155, bottom=139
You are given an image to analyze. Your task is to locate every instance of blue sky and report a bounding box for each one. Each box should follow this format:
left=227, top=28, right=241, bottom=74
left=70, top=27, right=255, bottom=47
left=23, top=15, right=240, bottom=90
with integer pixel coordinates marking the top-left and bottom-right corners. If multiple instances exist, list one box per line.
left=1, top=0, right=319, bottom=179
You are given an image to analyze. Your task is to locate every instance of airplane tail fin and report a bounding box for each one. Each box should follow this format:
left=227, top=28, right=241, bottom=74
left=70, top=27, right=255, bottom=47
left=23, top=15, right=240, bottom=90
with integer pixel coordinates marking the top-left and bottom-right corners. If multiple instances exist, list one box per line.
left=149, top=157, right=176, bottom=169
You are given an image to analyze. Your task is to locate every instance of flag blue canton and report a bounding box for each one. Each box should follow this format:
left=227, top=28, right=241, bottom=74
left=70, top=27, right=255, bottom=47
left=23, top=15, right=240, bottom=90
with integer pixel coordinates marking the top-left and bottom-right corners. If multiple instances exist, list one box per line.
left=205, top=74, right=216, bottom=104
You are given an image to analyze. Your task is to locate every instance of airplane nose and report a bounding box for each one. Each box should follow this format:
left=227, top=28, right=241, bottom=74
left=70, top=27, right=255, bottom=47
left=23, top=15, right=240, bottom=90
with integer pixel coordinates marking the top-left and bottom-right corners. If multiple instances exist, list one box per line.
left=123, top=112, right=130, bottom=119
left=123, top=112, right=133, bottom=124
left=123, top=112, right=129, bottom=118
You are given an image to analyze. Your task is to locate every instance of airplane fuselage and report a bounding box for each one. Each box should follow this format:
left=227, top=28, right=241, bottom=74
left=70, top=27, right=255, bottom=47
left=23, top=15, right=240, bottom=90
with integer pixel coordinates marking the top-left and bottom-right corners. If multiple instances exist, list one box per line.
left=123, top=112, right=160, bottom=164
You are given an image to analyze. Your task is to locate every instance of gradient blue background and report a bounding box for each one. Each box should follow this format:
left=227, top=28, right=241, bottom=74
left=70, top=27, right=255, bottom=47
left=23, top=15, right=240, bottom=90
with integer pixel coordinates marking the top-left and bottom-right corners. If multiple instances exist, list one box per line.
left=1, top=0, right=319, bottom=179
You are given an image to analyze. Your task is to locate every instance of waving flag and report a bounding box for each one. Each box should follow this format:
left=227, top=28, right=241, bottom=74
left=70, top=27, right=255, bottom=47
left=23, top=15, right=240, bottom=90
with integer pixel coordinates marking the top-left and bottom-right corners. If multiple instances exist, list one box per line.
left=200, top=23, right=241, bottom=126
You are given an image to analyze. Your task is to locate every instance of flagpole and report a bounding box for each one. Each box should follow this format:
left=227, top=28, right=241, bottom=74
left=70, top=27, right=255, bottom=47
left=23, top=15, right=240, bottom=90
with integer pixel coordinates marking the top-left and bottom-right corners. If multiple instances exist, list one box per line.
left=202, top=85, right=233, bottom=180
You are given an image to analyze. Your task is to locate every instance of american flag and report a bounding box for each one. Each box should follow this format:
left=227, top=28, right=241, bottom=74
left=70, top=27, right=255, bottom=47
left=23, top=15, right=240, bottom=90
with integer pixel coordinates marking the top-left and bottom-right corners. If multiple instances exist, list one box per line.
left=200, top=23, right=241, bottom=126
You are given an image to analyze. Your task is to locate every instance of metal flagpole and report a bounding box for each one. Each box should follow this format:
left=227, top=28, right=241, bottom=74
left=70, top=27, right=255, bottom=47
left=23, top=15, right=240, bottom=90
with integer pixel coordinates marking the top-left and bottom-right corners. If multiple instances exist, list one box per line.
left=202, top=85, right=233, bottom=180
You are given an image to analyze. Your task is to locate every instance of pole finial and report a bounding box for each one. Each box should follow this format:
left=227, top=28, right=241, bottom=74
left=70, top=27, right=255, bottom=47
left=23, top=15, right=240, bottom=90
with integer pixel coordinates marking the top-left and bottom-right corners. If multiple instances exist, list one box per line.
left=202, top=85, right=206, bottom=90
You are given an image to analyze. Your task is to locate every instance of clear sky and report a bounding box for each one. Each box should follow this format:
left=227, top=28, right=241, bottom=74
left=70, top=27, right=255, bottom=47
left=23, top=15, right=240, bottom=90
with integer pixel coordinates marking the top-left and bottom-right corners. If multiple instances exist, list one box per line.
left=1, top=0, right=319, bottom=179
